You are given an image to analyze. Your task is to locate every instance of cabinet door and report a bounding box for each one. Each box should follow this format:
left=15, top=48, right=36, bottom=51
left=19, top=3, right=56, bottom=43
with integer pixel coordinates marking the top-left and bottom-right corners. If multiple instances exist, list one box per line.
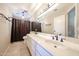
left=36, top=44, right=52, bottom=56
left=27, top=36, right=36, bottom=56
left=26, top=36, right=32, bottom=54
left=31, top=40, right=36, bottom=56
left=24, top=38, right=27, bottom=47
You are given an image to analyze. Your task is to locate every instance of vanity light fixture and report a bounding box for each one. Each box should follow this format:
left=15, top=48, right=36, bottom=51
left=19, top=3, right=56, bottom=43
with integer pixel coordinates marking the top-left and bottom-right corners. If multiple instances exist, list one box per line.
left=37, top=3, right=59, bottom=18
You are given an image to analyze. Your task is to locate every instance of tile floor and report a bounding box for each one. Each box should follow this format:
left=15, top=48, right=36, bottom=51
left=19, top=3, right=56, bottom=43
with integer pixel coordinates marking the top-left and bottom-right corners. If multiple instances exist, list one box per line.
left=3, top=41, right=30, bottom=56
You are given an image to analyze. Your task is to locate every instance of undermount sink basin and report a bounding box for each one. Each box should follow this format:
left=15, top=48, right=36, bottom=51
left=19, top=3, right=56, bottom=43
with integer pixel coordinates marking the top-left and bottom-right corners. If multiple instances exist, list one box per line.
left=45, top=39, right=67, bottom=50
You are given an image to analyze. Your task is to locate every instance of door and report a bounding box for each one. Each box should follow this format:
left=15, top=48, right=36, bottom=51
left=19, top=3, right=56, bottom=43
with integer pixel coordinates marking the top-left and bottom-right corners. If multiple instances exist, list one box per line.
left=68, top=7, right=75, bottom=37
left=11, top=18, right=30, bottom=42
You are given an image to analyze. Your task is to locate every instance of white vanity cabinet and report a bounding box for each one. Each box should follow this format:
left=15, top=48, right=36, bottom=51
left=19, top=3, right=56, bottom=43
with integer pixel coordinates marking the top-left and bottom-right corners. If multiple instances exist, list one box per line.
left=26, top=34, right=53, bottom=56
left=25, top=33, right=79, bottom=56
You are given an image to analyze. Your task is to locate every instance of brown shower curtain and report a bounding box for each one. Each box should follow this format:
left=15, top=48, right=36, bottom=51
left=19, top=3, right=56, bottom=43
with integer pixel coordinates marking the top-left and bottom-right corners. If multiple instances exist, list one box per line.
left=11, top=18, right=30, bottom=43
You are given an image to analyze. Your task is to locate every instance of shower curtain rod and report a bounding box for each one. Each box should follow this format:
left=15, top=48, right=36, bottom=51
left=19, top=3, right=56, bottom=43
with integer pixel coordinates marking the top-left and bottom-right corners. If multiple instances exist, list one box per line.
left=0, top=13, right=11, bottom=22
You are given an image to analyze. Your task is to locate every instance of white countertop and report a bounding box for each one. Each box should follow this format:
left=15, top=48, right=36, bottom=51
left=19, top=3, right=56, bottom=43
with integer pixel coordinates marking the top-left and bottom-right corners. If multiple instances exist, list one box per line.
left=27, top=32, right=79, bottom=56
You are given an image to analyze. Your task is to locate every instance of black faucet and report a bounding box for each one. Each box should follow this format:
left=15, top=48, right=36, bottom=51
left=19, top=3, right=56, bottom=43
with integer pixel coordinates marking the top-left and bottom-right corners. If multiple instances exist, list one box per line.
left=60, top=38, right=64, bottom=42
left=55, top=35, right=58, bottom=41
left=59, top=34, right=64, bottom=42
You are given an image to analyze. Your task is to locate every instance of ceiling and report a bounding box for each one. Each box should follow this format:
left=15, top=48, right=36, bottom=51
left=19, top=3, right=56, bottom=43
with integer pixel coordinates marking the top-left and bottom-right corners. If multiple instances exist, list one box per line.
left=0, top=3, right=47, bottom=18
left=0, top=3, right=75, bottom=20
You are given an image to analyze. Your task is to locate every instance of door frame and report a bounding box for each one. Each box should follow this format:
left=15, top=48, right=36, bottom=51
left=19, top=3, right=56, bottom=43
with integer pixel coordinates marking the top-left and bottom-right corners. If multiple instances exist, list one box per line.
left=66, top=4, right=77, bottom=38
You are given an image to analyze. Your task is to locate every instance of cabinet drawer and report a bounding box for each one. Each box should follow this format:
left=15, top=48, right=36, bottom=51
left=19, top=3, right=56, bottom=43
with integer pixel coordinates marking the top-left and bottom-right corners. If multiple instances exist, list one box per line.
left=36, top=44, right=52, bottom=56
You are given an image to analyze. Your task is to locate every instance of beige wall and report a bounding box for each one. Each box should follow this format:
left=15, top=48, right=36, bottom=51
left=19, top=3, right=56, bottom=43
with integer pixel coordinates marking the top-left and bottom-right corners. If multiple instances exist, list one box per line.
left=0, top=5, right=12, bottom=55
left=0, top=19, right=11, bottom=55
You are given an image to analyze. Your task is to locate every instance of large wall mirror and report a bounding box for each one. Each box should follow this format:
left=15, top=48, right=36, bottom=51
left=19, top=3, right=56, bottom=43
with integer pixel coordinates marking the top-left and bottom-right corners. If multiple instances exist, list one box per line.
left=37, top=3, right=79, bottom=39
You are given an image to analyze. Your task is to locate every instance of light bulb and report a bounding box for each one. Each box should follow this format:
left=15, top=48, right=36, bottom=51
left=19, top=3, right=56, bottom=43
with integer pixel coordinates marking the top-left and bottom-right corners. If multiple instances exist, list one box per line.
left=22, top=16, right=24, bottom=19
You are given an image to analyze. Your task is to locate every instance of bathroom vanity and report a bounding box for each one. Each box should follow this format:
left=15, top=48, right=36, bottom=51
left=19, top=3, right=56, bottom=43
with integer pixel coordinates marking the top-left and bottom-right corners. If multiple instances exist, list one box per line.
left=24, top=32, right=79, bottom=56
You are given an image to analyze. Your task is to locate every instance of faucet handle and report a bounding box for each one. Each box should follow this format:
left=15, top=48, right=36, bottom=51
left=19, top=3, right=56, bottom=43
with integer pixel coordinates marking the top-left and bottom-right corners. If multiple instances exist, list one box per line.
left=55, top=35, right=58, bottom=41
left=60, top=38, right=64, bottom=42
